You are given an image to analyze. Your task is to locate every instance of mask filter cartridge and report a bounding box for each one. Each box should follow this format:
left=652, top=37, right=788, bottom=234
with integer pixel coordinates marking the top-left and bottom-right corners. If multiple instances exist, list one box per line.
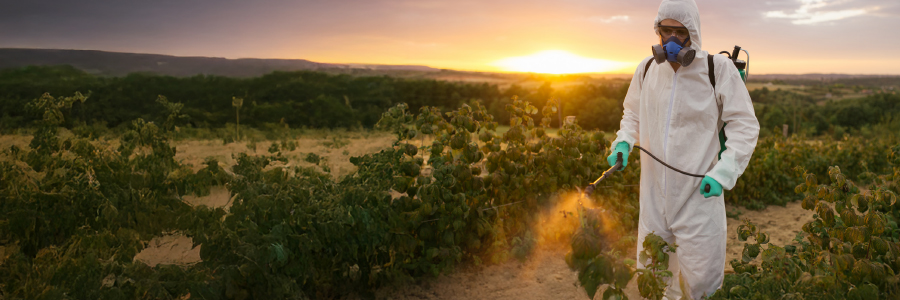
left=651, top=35, right=695, bottom=67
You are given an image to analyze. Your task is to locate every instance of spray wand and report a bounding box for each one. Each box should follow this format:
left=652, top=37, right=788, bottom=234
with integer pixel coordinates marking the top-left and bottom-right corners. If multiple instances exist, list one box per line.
left=583, top=152, right=623, bottom=197
left=574, top=152, right=621, bottom=227
left=582, top=146, right=714, bottom=198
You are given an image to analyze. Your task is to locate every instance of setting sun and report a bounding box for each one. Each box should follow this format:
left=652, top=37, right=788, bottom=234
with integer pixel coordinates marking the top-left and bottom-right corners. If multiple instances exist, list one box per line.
left=493, top=50, right=631, bottom=74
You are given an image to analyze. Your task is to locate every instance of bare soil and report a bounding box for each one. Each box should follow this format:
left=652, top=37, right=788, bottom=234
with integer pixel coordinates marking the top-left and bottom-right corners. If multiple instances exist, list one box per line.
left=0, top=130, right=395, bottom=179
left=170, top=131, right=395, bottom=178
left=724, top=201, right=814, bottom=271
left=133, top=235, right=201, bottom=268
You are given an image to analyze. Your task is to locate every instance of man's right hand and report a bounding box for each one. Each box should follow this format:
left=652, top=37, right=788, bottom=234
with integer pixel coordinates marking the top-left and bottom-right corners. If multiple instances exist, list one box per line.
left=607, top=142, right=630, bottom=170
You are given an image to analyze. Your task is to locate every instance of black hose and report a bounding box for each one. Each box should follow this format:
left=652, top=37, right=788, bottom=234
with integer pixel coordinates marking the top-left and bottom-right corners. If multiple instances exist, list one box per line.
left=633, top=145, right=704, bottom=178
left=633, top=145, right=712, bottom=193
left=585, top=146, right=713, bottom=195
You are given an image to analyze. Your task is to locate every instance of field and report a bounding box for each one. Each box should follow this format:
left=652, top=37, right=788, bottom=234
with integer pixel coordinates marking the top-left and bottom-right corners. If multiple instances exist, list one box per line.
left=1, top=93, right=899, bottom=300
left=747, top=81, right=883, bottom=102
left=0, top=129, right=815, bottom=300
left=746, top=83, right=804, bottom=92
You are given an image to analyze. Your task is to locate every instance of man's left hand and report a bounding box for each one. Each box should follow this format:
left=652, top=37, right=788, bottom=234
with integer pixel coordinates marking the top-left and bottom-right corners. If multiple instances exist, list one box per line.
left=700, top=176, right=723, bottom=198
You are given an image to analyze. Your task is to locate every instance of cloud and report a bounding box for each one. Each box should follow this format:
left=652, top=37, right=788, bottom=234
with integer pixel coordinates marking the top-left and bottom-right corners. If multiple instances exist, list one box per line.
left=764, top=0, right=878, bottom=24
left=586, top=15, right=631, bottom=23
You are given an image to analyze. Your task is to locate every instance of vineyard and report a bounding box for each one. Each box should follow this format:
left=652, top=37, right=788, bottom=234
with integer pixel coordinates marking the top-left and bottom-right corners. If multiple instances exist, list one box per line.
left=1, top=92, right=899, bottom=299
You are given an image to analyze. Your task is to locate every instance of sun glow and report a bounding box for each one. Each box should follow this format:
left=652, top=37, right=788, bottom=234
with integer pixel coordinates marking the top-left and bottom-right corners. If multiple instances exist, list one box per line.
left=493, top=50, right=631, bottom=74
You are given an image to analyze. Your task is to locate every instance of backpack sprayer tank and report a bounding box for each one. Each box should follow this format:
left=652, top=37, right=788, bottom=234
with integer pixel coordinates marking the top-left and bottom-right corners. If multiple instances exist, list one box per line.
left=721, top=45, right=750, bottom=83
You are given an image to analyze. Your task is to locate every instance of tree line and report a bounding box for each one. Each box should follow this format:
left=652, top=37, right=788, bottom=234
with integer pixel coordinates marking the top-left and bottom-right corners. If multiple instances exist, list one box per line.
left=751, top=87, right=900, bottom=139
left=1, top=65, right=897, bottom=139
left=0, top=65, right=628, bottom=133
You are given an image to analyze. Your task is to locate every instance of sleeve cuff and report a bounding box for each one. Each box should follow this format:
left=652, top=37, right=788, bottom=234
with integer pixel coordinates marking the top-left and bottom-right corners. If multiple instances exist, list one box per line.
left=611, top=135, right=636, bottom=153
left=706, top=154, right=739, bottom=190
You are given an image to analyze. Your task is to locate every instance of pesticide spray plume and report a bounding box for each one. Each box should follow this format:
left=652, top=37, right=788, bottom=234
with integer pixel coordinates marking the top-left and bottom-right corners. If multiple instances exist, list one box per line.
left=562, top=151, right=633, bottom=259
left=531, top=191, right=591, bottom=247
left=530, top=190, right=624, bottom=250
left=490, top=152, right=631, bottom=265
left=492, top=190, right=627, bottom=282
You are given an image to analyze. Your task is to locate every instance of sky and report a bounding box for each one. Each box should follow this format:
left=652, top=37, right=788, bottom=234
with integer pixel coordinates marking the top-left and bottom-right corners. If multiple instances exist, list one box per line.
left=1, top=0, right=899, bottom=74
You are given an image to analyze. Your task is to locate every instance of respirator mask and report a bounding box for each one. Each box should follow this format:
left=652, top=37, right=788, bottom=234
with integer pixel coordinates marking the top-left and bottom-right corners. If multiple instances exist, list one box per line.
left=651, top=25, right=695, bottom=67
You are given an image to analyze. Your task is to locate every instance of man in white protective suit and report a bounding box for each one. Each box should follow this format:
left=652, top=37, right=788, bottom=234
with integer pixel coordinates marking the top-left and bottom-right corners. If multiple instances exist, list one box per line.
left=606, top=0, right=760, bottom=298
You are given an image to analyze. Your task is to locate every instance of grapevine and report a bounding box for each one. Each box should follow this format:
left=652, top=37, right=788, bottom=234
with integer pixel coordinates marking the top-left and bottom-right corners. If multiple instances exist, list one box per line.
left=1, top=92, right=898, bottom=299
left=714, top=162, right=900, bottom=299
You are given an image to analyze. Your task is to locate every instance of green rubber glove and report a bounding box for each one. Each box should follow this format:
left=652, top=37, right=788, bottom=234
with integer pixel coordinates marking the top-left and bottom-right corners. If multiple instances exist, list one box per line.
left=607, top=142, right=630, bottom=171
left=700, top=176, right=723, bottom=198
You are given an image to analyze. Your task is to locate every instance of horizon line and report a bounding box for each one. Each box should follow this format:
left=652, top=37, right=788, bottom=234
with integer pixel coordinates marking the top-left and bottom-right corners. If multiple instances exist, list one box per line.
left=3, top=47, right=900, bottom=77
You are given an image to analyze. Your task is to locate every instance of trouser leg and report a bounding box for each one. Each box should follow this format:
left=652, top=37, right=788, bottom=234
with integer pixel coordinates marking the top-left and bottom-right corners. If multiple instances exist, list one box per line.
left=664, top=248, right=684, bottom=300
left=638, top=205, right=727, bottom=299
left=669, top=196, right=728, bottom=299
left=636, top=218, right=682, bottom=299
left=669, top=231, right=726, bottom=299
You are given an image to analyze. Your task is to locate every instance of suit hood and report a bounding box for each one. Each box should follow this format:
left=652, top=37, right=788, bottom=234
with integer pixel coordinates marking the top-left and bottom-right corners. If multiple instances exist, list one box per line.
left=654, top=0, right=703, bottom=58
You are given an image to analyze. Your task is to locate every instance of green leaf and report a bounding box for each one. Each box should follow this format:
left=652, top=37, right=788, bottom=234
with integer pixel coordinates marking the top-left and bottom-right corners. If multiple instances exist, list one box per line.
left=756, top=232, right=770, bottom=244
left=833, top=253, right=855, bottom=272
left=850, top=259, right=874, bottom=282
left=602, top=288, right=624, bottom=300
left=871, top=237, right=889, bottom=255
left=760, top=244, right=784, bottom=263
left=613, top=264, right=632, bottom=288
left=742, top=243, right=761, bottom=263
left=729, top=285, right=750, bottom=298
left=847, top=283, right=879, bottom=300
left=865, top=212, right=885, bottom=236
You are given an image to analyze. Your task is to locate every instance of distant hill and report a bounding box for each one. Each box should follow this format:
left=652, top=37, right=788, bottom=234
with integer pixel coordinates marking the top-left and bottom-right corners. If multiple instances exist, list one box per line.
left=751, top=74, right=897, bottom=81
left=1, top=48, right=897, bottom=88
left=0, top=48, right=440, bottom=77
left=750, top=74, right=900, bottom=88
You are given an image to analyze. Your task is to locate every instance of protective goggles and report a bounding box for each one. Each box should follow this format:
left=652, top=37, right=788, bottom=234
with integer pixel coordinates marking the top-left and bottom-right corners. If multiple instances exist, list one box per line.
left=657, top=24, right=689, bottom=40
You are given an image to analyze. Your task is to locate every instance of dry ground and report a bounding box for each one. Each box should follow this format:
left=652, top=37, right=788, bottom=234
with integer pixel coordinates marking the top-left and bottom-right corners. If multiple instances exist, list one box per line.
left=0, top=129, right=395, bottom=178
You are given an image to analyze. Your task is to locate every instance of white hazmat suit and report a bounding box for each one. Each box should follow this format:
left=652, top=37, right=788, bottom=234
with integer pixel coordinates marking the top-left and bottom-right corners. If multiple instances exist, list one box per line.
left=611, top=0, right=760, bottom=298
